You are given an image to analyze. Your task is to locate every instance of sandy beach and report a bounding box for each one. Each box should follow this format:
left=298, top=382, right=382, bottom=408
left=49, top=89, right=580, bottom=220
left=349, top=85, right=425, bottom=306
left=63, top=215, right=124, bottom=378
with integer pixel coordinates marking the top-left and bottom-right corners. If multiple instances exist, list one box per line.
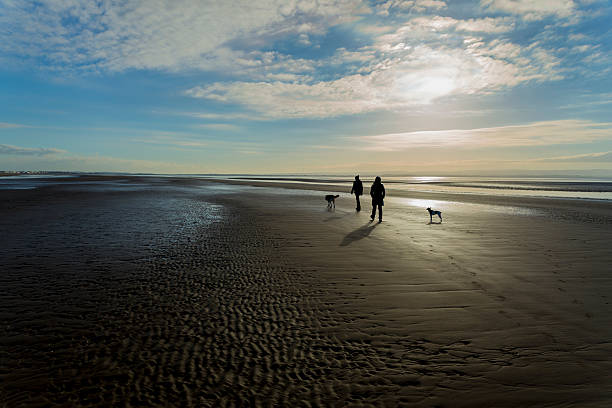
left=1, top=175, right=612, bottom=407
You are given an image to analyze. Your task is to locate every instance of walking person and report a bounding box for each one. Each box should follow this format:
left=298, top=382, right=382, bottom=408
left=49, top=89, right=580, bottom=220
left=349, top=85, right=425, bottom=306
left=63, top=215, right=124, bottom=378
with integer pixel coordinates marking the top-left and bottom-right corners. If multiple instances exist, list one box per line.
left=370, top=176, right=385, bottom=222
left=351, top=175, right=363, bottom=211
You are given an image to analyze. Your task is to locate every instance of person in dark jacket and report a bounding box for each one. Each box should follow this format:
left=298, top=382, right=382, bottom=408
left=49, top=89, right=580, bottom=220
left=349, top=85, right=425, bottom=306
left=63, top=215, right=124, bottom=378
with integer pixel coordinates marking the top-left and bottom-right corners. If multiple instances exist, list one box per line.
left=350, top=175, right=363, bottom=211
left=370, top=176, right=385, bottom=222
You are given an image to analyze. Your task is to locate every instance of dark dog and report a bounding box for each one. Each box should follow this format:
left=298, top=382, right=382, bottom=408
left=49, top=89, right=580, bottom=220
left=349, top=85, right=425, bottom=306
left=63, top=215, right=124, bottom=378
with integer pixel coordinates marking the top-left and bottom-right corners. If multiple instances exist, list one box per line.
left=427, top=207, right=442, bottom=223
left=325, top=194, right=339, bottom=208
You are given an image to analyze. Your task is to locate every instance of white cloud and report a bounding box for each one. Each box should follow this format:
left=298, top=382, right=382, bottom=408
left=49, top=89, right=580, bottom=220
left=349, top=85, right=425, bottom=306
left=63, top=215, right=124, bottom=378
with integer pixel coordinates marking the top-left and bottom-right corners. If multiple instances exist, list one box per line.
left=165, top=0, right=593, bottom=121
left=0, top=122, right=25, bottom=128
left=568, top=33, right=588, bottom=42
left=310, top=144, right=344, bottom=149
left=559, top=93, right=612, bottom=109
left=264, top=72, right=313, bottom=82
left=1, top=152, right=204, bottom=173
left=382, top=15, right=515, bottom=35
left=376, top=0, right=414, bottom=16
left=195, top=123, right=242, bottom=131
left=571, top=44, right=597, bottom=53
left=0, top=144, right=66, bottom=156
left=131, top=138, right=209, bottom=149
left=185, top=63, right=470, bottom=119
left=355, top=120, right=612, bottom=150
left=186, top=77, right=385, bottom=118
left=456, top=17, right=515, bottom=33
left=536, top=151, right=612, bottom=162
left=375, top=0, right=446, bottom=16
left=186, top=37, right=564, bottom=118
left=297, top=33, right=312, bottom=46
left=480, top=0, right=577, bottom=21
left=182, top=112, right=265, bottom=121
left=130, top=134, right=263, bottom=153
left=0, top=0, right=368, bottom=73
left=415, top=0, right=447, bottom=11
left=2, top=0, right=606, bottom=127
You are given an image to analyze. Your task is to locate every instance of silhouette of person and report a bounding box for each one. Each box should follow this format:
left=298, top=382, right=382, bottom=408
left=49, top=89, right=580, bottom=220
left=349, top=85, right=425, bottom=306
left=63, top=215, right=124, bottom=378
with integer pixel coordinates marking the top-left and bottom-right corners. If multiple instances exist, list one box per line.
left=351, top=175, right=363, bottom=211
left=370, top=176, right=385, bottom=222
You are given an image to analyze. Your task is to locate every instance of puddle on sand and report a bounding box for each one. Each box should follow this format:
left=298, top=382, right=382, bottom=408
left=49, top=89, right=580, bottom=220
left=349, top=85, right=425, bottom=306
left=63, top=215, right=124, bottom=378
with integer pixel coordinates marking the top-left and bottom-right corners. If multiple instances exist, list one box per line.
left=397, top=197, right=543, bottom=217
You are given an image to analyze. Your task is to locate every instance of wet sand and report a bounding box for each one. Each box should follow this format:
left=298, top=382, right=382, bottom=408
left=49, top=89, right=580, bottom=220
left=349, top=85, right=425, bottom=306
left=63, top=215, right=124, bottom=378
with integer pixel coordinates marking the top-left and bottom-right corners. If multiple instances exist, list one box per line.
left=1, top=175, right=612, bottom=406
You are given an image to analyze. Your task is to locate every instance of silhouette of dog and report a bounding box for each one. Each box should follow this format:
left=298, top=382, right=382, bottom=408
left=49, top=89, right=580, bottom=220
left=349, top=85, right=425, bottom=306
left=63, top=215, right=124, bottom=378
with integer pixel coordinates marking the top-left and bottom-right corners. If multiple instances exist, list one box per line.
left=325, top=194, right=340, bottom=208
left=427, top=207, right=442, bottom=223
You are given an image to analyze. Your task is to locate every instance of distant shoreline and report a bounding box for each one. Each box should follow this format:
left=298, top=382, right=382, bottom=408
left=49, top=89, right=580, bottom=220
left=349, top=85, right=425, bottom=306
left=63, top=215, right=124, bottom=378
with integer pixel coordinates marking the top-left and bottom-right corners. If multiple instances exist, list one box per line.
left=2, top=170, right=611, bottom=178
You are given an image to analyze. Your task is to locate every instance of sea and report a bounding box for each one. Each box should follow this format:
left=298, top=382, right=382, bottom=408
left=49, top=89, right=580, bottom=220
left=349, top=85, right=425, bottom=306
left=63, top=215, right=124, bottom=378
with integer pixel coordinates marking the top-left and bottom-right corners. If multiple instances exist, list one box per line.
left=2, top=173, right=612, bottom=201
left=219, top=174, right=612, bottom=201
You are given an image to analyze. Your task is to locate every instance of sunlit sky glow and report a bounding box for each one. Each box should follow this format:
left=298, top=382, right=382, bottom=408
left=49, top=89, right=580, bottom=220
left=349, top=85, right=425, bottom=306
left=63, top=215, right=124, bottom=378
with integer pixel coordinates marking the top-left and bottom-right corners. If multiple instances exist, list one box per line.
left=1, top=0, right=611, bottom=175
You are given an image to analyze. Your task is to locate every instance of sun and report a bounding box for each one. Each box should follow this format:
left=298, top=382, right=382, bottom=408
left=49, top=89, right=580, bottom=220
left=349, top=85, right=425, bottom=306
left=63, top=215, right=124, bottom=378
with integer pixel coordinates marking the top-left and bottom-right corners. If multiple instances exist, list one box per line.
left=395, top=71, right=458, bottom=104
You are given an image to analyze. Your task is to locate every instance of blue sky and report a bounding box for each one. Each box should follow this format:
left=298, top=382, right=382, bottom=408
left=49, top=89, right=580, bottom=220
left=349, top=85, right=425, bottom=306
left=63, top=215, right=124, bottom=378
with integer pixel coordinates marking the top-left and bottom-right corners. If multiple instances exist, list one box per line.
left=1, top=0, right=611, bottom=175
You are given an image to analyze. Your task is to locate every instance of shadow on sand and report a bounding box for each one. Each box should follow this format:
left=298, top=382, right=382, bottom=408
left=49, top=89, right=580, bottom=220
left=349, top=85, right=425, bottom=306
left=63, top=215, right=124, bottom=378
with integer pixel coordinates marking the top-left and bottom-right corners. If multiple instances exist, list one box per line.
left=427, top=221, right=442, bottom=225
left=340, top=221, right=378, bottom=246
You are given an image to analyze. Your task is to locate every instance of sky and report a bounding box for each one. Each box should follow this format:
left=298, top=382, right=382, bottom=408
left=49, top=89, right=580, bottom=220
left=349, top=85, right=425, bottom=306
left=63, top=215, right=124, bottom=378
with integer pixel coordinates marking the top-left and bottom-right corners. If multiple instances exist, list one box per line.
left=1, top=0, right=611, bottom=175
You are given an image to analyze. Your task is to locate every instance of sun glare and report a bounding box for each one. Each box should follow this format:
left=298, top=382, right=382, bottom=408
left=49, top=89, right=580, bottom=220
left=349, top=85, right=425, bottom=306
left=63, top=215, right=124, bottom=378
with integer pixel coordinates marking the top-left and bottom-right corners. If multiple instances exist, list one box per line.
left=396, top=72, right=457, bottom=103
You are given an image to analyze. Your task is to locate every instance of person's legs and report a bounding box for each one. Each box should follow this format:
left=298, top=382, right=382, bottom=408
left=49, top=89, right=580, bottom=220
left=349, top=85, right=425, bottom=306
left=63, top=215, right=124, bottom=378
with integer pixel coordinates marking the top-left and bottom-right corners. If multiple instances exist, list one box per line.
left=356, top=196, right=361, bottom=211
left=371, top=204, right=376, bottom=220
left=378, top=205, right=383, bottom=221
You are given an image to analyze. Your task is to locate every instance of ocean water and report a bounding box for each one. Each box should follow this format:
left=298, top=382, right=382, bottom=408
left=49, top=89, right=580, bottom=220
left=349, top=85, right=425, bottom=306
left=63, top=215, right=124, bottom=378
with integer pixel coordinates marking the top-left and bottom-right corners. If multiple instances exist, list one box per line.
left=225, top=175, right=612, bottom=201
left=2, top=173, right=612, bottom=200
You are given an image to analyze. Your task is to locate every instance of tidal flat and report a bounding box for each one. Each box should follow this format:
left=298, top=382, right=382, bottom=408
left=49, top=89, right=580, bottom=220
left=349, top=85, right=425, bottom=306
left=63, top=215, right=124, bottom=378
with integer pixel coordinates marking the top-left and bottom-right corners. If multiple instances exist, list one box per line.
left=1, top=175, right=611, bottom=407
